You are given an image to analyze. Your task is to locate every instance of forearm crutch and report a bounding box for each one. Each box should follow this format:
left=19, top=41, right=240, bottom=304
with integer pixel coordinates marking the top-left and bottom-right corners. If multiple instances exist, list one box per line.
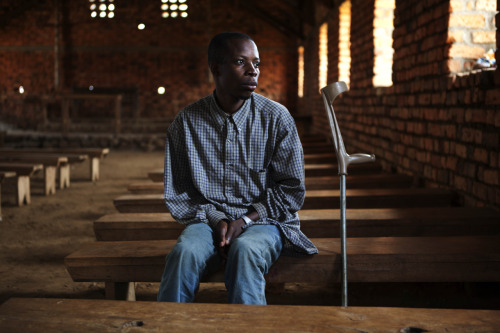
left=321, top=82, right=375, bottom=307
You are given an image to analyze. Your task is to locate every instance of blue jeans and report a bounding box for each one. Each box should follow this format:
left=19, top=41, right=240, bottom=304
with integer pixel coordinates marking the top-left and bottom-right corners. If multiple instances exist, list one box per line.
left=157, top=222, right=283, bottom=304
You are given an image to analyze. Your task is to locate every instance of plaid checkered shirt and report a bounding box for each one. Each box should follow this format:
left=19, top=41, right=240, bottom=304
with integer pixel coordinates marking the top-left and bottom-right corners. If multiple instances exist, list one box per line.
left=164, top=92, right=318, bottom=255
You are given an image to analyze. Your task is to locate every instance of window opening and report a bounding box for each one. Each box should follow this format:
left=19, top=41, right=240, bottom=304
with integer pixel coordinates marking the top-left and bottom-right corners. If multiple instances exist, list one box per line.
left=373, top=0, right=395, bottom=87
left=89, top=0, right=115, bottom=19
left=338, top=1, right=351, bottom=86
left=319, top=23, right=328, bottom=92
left=448, top=0, right=497, bottom=73
left=161, top=0, right=188, bottom=18
left=298, top=46, right=304, bottom=98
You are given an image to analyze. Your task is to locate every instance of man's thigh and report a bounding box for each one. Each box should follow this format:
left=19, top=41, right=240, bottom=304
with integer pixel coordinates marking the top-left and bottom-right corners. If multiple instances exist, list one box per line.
left=232, top=224, right=283, bottom=256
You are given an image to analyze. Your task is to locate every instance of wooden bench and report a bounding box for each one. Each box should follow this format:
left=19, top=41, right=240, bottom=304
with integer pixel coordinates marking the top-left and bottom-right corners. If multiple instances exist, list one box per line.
left=113, top=188, right=456, bottom=213
left=147, top=163, right=383, bottom=182
left=304, top=152, right=336, bottom=164
left=0, top=154, right=68, bottom=195
left=0, top=148, right=109, bottom=181
left=0, top=171, right=16, bottom=220
left=50, top=148, right=109, bottom=181
left=93, top=207, right=500, bottom=241
left=2, top=297, right=500, bottom=332
left=64, top=235, right=500, bottom=300
left=129, top=174, right=415, bottom=194
left=0, top=163, right=43, bottom=205
left=0, top=149, right=89, bottom=188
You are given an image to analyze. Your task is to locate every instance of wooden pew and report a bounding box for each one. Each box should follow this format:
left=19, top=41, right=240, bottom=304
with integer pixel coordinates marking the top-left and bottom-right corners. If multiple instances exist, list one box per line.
left=147, top=163, right=383, bottom=182
left=2, top=297, right=500, bottom=333
left=64, top=235, right=500, bottom=300
left=0, top=149, right=90, bottom=188
left=113, top=188, right=456, bottom=213
left=0, top=163, right=43, bottom=205
left=128, top=174, right=415, bottom=194
left=93, top=207, right=500, bottom=241
left=0, top=171, right=16, bottom=220
left=49, top=148, right=109, bottom=181
left=0, top=148, right=109, bottom=181
left=0, top=154, right=68, bottom=195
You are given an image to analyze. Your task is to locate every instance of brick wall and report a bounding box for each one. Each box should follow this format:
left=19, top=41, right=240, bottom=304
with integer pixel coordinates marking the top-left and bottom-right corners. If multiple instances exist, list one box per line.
left=0, top=0, right=297, bottom=127
left=301, top=0, right=499, bottom=209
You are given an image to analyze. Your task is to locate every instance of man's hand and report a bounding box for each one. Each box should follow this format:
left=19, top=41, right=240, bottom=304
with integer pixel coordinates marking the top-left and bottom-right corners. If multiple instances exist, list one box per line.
left=216, top=220, right=229, bottom=259
left=225, top=218, right=245, bottom=244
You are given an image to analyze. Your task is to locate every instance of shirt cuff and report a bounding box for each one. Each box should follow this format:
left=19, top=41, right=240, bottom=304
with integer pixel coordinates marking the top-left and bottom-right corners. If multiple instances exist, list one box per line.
left=207, top=210, right=229, bottom=228
left=252, top=202, right=268, bottom=220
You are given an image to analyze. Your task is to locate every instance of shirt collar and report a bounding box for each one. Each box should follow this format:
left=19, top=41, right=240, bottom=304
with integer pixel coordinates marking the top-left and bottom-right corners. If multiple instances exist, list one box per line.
left=210, top=92, right=251, bottom=133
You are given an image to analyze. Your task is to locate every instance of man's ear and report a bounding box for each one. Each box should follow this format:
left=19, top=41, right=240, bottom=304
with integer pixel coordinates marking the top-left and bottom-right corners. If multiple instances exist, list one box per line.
left=209, top=62, right=219, bottom=77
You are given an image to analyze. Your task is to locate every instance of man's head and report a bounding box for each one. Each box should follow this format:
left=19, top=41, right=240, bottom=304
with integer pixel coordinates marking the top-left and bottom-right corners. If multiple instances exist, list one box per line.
left=208, top=32, right=254, bottom=65
left=208, top=32, right=260, bottom=113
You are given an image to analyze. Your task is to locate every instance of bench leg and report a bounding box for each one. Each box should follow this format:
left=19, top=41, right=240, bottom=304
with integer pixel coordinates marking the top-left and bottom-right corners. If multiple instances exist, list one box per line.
left=16, top=176, right=30, bottom=206
left=0, top=183, right=2, bottom=221
left=44, top=166, right=57, bottom=195
left=59, top=164, right=70, bottom=189
left=90, top=157, right=100, bottom=181
left=105, top=282, right=136, bottom=301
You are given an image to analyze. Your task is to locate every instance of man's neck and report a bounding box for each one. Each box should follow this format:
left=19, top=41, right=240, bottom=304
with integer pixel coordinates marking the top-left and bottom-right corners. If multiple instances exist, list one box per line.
left=214, top=90, right=245, bottom=114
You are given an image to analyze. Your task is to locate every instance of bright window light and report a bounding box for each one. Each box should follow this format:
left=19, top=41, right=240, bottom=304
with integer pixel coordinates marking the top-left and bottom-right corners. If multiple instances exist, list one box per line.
left=298, top=46, right=304, bottom=98
left=90, top=0, right=115, bottom=19
left=161, top=0, right=188, bottom=18
left=339, top=0, right=351, bottom=87
left=373, top=0, right=395, bottom=87
left=318, top=23, right=328, bottom=92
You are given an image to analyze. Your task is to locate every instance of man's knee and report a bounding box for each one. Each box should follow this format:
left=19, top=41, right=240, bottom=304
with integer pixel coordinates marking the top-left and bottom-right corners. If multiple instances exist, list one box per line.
left=228, top=237, right=261, bottom=263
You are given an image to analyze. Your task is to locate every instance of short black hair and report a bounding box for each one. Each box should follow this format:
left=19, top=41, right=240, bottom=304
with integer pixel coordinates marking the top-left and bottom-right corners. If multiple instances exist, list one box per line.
left=208, top=32, right=254, bottom=64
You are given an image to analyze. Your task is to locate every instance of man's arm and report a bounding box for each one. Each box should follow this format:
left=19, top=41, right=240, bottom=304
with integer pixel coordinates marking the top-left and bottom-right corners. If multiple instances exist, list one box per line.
left=164, top=115, right=229, bottom=226
left=251, top=114, right=305, bottom=222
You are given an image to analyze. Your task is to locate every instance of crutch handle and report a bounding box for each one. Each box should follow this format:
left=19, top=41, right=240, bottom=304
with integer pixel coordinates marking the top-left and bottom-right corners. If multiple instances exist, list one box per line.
left=348, top=153, right=376, bottom=165
left=321, top=82, right=376, bottom=175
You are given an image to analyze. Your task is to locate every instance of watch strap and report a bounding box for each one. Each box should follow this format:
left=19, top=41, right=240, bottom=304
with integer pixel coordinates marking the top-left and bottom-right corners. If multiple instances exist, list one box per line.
left=241, top=215, right=253, bottom=225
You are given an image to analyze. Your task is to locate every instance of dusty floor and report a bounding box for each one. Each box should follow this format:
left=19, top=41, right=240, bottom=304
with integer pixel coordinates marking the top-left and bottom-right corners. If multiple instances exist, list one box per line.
left=1, top=150, right=499, bottom=308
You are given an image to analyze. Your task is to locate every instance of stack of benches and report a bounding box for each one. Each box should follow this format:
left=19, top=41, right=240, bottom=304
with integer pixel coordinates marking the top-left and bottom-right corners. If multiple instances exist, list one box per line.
left=64, top=135, right=500, bottom=304
left=0, top=148, right=109, bottom=220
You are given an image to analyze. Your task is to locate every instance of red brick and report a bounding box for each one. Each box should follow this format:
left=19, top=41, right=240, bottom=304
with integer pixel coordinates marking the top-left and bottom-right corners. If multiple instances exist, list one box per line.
left=455, top=143, right=468, bottom=158
left=473, top=148, right=489, bottom=164
left=482, top=169, right=499, bottom=185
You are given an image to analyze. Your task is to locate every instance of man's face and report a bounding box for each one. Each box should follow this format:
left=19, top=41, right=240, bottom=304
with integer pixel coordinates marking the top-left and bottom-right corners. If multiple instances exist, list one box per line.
left=214, top=38, right=260, bottom=103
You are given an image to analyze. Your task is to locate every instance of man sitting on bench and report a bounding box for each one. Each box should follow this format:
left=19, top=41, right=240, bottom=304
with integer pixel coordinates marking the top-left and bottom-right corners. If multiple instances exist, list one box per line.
left=157, top=32, right=317, bottom=305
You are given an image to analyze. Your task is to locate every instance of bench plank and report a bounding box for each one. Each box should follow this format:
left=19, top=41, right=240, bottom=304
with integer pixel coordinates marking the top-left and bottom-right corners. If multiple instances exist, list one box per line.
left=113, top=188, right=456, bottom=213
left=1, top=297, right=500, bottom=333
left=93, top=207, right=500, bottom=241
left=65, top=236, right=500, bottom=287
left=1, top=297, right=497, bottom=333
left=129, top=174, right=415, bottom=194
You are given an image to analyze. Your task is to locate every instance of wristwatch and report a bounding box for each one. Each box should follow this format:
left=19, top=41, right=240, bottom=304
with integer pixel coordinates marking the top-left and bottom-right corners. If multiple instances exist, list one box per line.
left=241, top=215, right=253, bottom=225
